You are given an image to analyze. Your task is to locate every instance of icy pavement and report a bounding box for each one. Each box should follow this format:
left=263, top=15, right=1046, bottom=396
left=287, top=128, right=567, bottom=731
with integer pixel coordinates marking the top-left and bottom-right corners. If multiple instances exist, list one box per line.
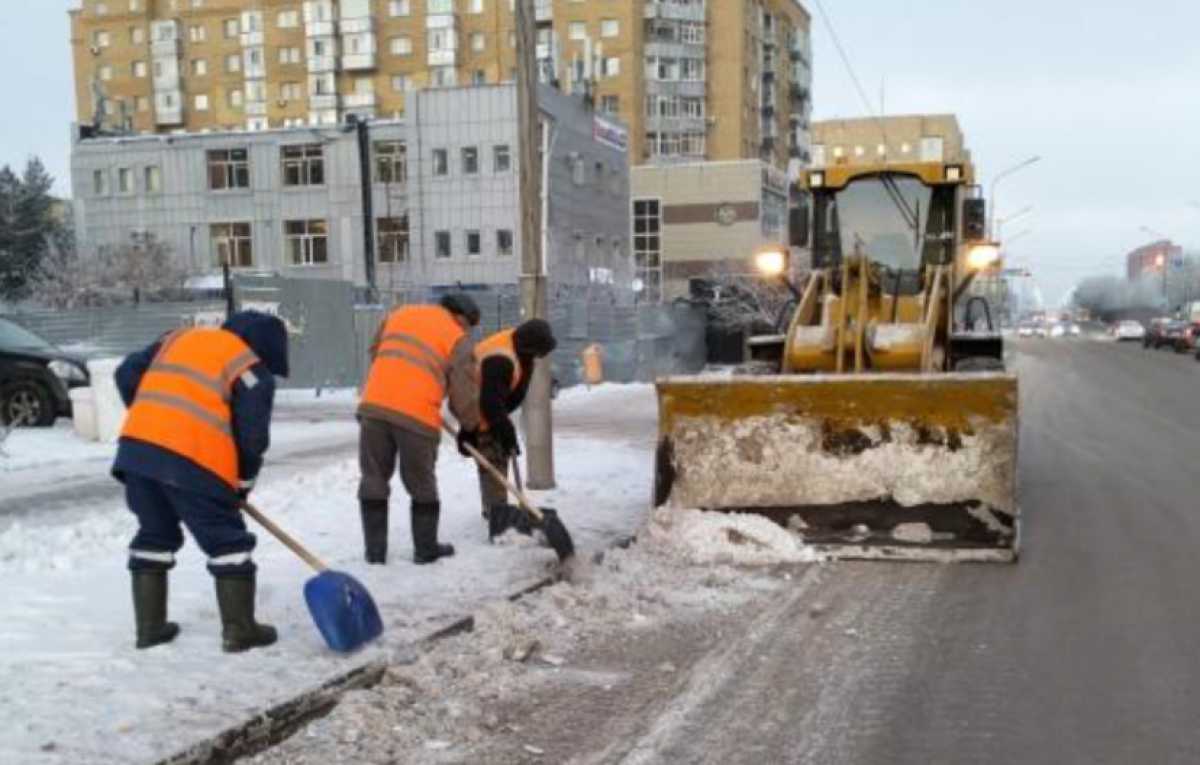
left=0, top=384, right=657, bottom=765
left=247, top=511, right=814, bottom=765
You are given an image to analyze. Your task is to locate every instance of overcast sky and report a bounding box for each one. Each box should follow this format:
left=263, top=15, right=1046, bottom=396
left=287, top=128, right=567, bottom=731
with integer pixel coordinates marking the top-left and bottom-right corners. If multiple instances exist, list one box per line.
left=4, top=1, right=1198, bottom=306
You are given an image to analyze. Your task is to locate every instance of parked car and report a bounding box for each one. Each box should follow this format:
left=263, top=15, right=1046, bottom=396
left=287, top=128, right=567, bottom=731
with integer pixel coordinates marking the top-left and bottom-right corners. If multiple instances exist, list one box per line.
left=1114, top=320, right=1146, bottom=342
left=1144, top=318, right=1172, bottom=349
left=1068, top=323, right=1082, bottom=337
left=1050, top=324, right=1068, bottom=338
left=1157, top=321, right=1191, bottom=352
left=0, top=318, right=89, bottom=427
left=1017, top=323, right=1038, bottom=338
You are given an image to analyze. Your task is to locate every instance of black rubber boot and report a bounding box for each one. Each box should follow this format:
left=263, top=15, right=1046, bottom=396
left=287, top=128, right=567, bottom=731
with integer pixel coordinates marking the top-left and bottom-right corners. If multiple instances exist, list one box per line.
left=214, top=573, right=278, bottom=653
left=132, top=571, right=180, bottom=650
left=360, top=499, right=389, bottom=565
left=412, top=501, right=455, bottom=564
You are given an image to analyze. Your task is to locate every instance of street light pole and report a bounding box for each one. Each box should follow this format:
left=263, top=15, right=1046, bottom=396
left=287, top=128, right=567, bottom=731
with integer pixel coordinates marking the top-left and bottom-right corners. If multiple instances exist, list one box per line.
left=996, top=205, right=1033, bottom=242
left=988, top=156, right=1041, bottom=239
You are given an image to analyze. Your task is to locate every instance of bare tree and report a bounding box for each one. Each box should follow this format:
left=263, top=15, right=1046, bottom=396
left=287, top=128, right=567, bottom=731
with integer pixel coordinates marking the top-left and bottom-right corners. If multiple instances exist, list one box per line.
left=30, top=232, right=185, bottom=308
left=698, top=261, right=799, bottom=334
left=96, top=233, right=186, bottom=301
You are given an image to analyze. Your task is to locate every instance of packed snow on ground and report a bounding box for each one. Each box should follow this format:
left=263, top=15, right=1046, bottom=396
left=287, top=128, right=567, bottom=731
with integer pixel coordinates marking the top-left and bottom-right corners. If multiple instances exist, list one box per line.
left=0, top=385, right=662, bottom=765
left=643, top=507, right=822, bottom=565
left=248, top=515, right=815, bottom=764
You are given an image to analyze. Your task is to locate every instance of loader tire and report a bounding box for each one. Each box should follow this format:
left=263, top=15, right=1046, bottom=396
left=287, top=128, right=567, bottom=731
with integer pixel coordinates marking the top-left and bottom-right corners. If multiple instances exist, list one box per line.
left=954, top=356, right=1005, bottom=373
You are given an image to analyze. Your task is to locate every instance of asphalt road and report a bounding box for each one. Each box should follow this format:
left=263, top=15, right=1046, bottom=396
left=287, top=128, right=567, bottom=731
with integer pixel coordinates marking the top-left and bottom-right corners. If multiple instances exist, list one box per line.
left=490, top=339, right=1200, bottom=764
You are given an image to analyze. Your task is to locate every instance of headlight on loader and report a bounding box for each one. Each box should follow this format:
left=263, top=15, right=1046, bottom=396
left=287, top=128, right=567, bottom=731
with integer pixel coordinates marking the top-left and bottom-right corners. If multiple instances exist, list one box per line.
left=754, top=248, right=788, bottom=277
left=967, top=244, right=1002, bottom=271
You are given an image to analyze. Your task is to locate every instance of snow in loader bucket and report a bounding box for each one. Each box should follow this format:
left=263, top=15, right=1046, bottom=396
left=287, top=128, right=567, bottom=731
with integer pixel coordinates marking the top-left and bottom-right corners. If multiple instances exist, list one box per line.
left=654, top=372, right=1020, bottom=563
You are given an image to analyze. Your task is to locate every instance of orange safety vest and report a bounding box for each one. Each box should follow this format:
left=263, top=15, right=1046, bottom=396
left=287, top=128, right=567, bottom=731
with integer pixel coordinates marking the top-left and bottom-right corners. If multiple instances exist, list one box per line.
left=475, top=329, right=526, bottom=431
left=121, top=328, right=261, bottom=489
left=360, top=305, right=466, bottom=432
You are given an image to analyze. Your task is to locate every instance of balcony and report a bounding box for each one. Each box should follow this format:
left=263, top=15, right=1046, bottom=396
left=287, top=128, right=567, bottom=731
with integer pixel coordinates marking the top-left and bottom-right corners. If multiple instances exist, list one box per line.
left=343, top=92, right=377, bottom=108
left=339, top=17, right=376, bottom=34
left=761, top=104, right=775, bottom=119
left=151, top=38, right=180, bottom=58
left=644, top=115, right=708, bottom=134
left=245, top=101, right=268, bottom=116
left=309, top=93, right=339, bottom=110
left=645, top=79, right=706, bottom=99
left=239, top=30, right=265, bottom=47
left=152, top=69, right=181, bottom=90
left=646, top=39, right=702, bottom=60
left=426, top=13, right=457, bottom=30
left=305, top=20, right=337, bottom=38
left=644, top=1, right=706, bottom=23
left=427, top=48, right=457, bottom=67
left=342, top=52, right=377, bottom=70
left=307, top=55, right=337, bottom=72
left=534, top=0, right=552, bottom=23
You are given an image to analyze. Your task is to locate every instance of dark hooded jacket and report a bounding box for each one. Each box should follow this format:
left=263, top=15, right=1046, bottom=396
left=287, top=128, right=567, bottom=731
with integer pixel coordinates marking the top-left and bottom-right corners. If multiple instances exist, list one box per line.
left=112, top=312, right=288, bottom=503
left=479, top=319, right=557, bottom=426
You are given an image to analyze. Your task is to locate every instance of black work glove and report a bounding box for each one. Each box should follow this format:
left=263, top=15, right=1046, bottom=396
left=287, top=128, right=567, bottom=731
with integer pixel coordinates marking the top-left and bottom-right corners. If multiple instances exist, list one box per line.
left=493, top=418, right=520, bottom=456
left=237, top=486, right=252, bottom=502
left=457, top=428, right=480, bottom=458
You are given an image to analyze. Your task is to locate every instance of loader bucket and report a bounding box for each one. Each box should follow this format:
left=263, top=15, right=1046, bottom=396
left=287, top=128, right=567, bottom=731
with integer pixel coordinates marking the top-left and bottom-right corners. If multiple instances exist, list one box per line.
left=654, top=373, right=1019, bottom=562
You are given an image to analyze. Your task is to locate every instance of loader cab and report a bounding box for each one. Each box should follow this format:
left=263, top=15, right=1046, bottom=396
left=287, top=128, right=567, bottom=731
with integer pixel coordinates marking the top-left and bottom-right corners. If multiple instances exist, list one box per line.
left=797, top=164, right=973, bottom=290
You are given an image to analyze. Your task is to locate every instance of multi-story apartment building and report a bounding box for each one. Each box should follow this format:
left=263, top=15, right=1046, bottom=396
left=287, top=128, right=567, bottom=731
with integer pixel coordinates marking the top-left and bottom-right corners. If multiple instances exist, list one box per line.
left=70, top=0, right=812, bottom=169
left=70, top=83, right=632, bottom=298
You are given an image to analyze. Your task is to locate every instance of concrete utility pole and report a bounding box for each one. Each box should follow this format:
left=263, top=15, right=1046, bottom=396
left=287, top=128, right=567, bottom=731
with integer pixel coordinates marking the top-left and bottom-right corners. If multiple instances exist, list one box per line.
left=515, top=0, right=555, bottom=489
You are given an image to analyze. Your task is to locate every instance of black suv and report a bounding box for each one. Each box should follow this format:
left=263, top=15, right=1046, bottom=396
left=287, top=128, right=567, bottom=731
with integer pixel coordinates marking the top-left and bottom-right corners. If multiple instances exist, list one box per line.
left=0, top=317, right=89, bottom=426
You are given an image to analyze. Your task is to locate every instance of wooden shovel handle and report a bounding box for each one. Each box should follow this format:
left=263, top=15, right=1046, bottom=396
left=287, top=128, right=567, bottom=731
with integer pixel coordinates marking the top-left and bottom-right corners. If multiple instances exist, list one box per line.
left=241, top=501, right=329, bottom=573
left=443, top=421, right=546, bottom=524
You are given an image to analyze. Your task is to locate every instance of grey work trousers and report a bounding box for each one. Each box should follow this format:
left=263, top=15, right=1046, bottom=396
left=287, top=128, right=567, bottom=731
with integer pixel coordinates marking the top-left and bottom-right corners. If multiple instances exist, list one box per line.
left=357, top=417, right=440, bottom=505
left=475, top=431, right=512, bottom=518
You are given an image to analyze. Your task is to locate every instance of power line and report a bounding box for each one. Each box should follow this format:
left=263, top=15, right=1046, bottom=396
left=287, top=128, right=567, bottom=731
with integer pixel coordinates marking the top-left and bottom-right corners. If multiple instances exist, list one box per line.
left=811, top=0, right=889, bottom=145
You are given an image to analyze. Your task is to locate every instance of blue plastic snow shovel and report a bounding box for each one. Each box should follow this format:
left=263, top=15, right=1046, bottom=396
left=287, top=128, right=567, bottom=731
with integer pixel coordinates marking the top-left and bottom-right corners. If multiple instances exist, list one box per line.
left=241, top=502, right=383, bottom=653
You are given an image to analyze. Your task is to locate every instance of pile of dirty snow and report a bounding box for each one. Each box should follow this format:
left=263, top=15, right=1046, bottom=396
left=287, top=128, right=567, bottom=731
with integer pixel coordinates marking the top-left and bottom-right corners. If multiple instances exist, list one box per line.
left=642, top=507, right=822, bottom=565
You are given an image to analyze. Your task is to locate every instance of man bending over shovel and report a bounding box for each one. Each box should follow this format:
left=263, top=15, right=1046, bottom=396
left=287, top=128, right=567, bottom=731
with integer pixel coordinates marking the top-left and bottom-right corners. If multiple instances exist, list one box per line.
left=357, top=294, right=482, bottom=565
left=114, top=311, right=288, bottom=653
left=457, top=319, right=557, bottom=534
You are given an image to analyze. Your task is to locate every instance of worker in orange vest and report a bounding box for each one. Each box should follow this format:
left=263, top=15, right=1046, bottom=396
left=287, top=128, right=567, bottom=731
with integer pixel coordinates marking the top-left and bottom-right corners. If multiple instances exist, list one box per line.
left=457, top=319, right=557, bottom=526
left=113, top=311, right=288, bottom=652
left=357, top=294, right=482, bottom=565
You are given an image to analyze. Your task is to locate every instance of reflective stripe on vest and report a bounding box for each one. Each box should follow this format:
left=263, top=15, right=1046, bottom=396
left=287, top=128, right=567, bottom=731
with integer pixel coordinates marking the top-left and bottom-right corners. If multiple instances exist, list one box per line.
left=120, top=328, right=260, bottom=488
left=361, top=305, right=465, bottom=431
left=474, top=329, right=524, bottom=431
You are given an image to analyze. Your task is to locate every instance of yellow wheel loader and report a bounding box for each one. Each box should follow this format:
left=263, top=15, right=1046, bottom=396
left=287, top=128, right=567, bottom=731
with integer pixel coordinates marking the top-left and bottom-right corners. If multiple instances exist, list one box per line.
left=655, top=158, right=1019, bottom=562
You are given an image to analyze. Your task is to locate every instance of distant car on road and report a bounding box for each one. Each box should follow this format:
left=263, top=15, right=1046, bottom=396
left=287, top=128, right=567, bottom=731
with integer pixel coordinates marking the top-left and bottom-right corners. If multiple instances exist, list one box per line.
left=1017, top=323, right=1037, bottom=338
left=0, top=318, right=89, bottom=427
left=1114, top=321, right=1146, bottom=342
left=1050, top=324, right=1068, bottom=338
left=1155, top=321, right=1192, bottom=352
left=1068, top=323, right=1082, bottom=337
left=1144, top=318, right=1171, bottom=349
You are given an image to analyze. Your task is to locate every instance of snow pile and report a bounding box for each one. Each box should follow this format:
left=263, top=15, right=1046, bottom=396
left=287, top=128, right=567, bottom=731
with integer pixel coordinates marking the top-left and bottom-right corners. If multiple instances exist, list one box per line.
left=643, top=507, right=822, bottom=565
left=0, top=422, right=115, bottom=471
left=249, top=541, right=791, bottom=765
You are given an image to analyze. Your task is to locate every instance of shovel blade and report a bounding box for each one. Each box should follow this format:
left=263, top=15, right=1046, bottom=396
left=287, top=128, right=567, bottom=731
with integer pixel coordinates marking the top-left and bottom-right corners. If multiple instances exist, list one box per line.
left=537, top=508, right=575, bottom=562
left=303, top=570, right=384, bottom=653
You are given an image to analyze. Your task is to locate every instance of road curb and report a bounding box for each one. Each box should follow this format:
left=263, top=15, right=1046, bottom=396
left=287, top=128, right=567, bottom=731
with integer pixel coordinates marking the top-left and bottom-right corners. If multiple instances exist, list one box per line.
left=152, top=540, right=636, bottom=765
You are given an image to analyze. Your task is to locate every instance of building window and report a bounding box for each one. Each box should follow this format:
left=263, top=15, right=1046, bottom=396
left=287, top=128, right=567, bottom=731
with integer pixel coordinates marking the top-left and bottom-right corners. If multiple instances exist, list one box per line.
left=600, top=19, right=619, bottom=38
left=133, top=60, right=148, bottom=78
left=390, top=35, right=412, bottom=55
left=600, top=94, right=619, bottom=114
left=497, top=229, right=513, bottom=257
left=279, top=82, right=302, bottom=100
left=427, top=0, right=453, bottom=13
left=285, top=220, right=329, bottom=265
left=493, top=144, right=511, bottom=172
left=207, top=148, right=250, bottom=190
left=188, top=24, right=206, bottom=43
left=282, top=144, right=325, bottom=186
left=430, top=66, right=456, bottom=87
left=391, top=74, right=411, bottom=93
left=225, top=53, right=241, bottom=73
left=472, top=70, right=486, bottom=85
left=375, top=141, right=407, bottom=184
left=432, top=148, right=448, bottom=176
left=228, top=89, right=243, bottom=107
left=194, top=94, right=210, bottom=111
left=466, top=230, right=481, bottom=256
left=278, top=47, right=302, bottom=65
left=93, top=30, right=111, bottom=48
left=388, top=0, right=410, bottom=16
left=192, top=59, right=207, bottom=76
left=211, top=222, right=253, bottom=267
left=92, top=169, right=109, bottom=196
left=434, top=230, right=451, bottom=258
left=136, top=95, right=150, bottom=112
left=468, top=0, right=483, bottom=12
left=633, top=199, right=662, bottom=302
left=223, top=18, right=239, bottom=38
left=99, top=65, right=113, bottom=81
left=471, top=32, right=485, bottom=52
left=603, top=56, right=620, bottom=78
left=377, top=216, right=409, bottom=262
left=131, top=26, right=145, bottom=44
left=568, top=22, right=586, bottom=41
left=144, top=165, right=162, bottom=193
left=461, top=146, right=479, bottom=175
left=116, top=167, right=133, bottom=194
left=277, top=10, right=299, bottom=28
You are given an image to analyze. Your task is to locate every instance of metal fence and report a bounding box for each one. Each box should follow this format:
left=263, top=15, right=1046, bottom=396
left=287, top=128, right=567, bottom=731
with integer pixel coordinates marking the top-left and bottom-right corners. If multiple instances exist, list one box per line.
left=4, top=277, right=708, bottom=390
